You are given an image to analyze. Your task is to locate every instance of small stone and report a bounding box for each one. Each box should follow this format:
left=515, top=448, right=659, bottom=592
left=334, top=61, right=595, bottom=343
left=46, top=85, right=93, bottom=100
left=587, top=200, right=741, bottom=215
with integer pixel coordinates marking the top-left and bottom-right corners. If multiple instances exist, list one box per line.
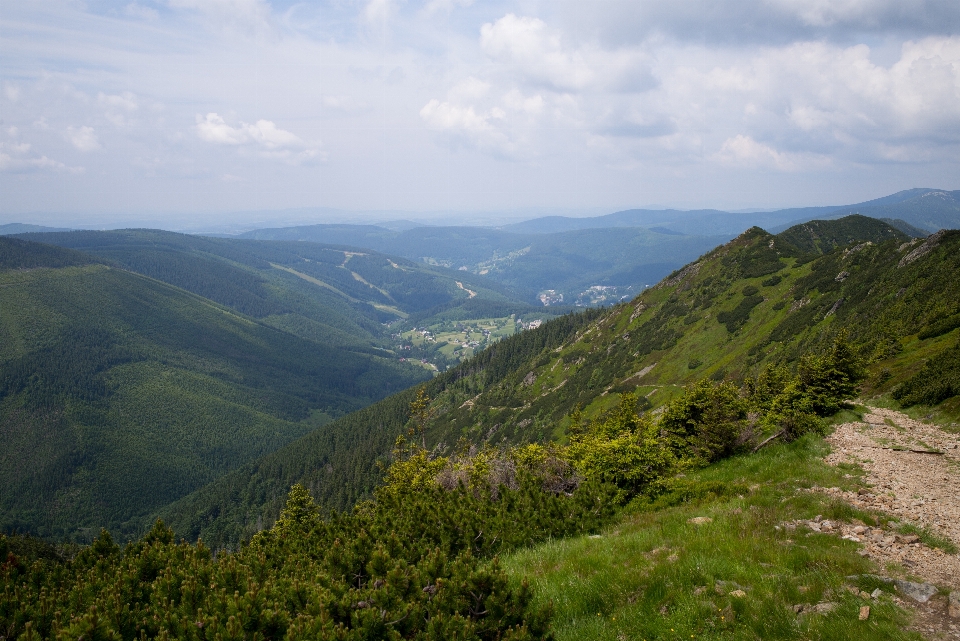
left=859, top=591, right=871, bottom=599
left=871, top=588, right=883, bottom=599
left=792, top=604, right=804, bottom=614
left=853, top=525, right=867, bottom=534
left=814, top=515, right=823, bottom=523
left=729, top=589, right=746, bottom=598
left=688, top=516, right=713, bottom=525
left=811, top=602, right=837, bottom=614
left=895, top=534, right=920, bottom=544
left=894, top=580, right=938, bottom=603
left=859, top=606, right=870, bottom=620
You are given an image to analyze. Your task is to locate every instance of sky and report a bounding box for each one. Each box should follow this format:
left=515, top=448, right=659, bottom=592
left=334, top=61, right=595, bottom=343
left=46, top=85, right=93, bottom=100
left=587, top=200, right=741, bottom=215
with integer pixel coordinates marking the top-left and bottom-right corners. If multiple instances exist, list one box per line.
left=2, top=0, right=960, bottom=228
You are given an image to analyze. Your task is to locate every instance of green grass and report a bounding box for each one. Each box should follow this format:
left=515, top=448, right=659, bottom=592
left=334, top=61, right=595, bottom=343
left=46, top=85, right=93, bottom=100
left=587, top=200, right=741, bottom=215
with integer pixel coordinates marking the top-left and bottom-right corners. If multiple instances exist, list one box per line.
left=889, top=521, right=959, bottom=555
left=501, top=436, right=923, bottom=640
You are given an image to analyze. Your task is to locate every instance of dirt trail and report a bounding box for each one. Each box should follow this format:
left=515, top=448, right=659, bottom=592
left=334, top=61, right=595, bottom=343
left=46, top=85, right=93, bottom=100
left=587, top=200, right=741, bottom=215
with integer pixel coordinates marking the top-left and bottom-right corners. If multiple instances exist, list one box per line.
left=824, top=407, right=960, bottom=587
left=823, top=407, right=960, bottom=637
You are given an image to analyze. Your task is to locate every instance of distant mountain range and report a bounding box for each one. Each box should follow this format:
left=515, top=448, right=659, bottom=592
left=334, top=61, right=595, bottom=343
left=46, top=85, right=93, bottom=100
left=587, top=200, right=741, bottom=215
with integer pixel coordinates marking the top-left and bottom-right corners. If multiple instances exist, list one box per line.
left=230, top=189, right=957, bottom=305
left=501, top=188, right=959, bottom=235
left=4, top=189, right=957, bottom=311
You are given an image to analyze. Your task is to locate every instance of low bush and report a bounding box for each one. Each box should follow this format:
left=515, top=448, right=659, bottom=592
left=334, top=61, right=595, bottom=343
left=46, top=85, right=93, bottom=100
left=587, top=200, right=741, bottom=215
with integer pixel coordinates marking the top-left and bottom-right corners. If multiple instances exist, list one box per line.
left=893, top=341, right=960, bottom=406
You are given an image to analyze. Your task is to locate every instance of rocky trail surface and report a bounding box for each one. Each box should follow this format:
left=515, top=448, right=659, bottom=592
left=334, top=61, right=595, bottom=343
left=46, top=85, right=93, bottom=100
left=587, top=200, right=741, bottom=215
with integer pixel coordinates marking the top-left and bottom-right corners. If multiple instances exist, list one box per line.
left=822, top=406, right=960, bottom=638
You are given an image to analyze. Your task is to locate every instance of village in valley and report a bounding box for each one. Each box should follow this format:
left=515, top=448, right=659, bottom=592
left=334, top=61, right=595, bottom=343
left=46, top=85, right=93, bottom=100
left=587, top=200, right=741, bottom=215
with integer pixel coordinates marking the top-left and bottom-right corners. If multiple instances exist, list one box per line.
left=393, top=315, right=545, bottom=372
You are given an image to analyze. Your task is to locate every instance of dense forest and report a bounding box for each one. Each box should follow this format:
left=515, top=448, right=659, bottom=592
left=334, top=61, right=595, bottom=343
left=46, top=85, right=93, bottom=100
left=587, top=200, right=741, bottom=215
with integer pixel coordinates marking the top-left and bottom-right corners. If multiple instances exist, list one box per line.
left=0, top=237, right=432, bottom=541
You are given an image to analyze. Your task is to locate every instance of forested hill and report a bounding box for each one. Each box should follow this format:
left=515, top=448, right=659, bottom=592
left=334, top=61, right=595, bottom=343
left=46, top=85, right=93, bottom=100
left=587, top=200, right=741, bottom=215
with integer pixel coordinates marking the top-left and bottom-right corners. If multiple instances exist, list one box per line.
left=20, top=229, right=535, bottom=349
left=156, top=308, right=604, bottom=546
left=159, top=215, right=960, bottom=547
left=0, top=237, right=431, bottom=541
left=237, top=223, right=727, bottom=303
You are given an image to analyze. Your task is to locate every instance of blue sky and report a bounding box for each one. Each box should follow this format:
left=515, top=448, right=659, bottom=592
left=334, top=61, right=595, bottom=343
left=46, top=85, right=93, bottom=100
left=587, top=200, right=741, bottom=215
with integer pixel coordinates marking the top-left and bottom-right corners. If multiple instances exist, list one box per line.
left=2, top=0, right=959, bottom=228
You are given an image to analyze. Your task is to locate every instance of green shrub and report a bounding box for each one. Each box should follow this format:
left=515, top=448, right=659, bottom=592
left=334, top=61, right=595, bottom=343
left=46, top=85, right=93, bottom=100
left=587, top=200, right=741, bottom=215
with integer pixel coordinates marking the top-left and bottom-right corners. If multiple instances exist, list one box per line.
left=795, top=329, right=865, bottom=416
left=917, top=314, right=960, bottom=340
left=716, top=294, right=764, bottom=333
left=658, top=380, right=748, bottom=464
left=564, top=394, right=675, bottom=502
left=893, top=341, right=960, bottom=406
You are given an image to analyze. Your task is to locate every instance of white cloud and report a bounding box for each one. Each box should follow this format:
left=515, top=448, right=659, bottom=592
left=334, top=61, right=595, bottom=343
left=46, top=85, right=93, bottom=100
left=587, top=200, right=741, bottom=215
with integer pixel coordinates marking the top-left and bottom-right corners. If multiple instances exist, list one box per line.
left=98, top=92, right=138, bottom=111
left=124, top=3, right=160, bottom=20
left=0, top=152, right=67, bottom=173
left=0, top=139, right=78, bottom=174
left=420, top=99, right=517, bottom=157
left=196, top=113, right=248, bottom=145
left=697, top=37, right=960, bottom=159
left=195, top=113, right=320, bottom=162
left=502, top=89, right=543, bottom=115
left=422, top=0, right=474, bottom=16
left=67, top=126, right=101, bottom=152
left=480, top=14, right=594, bottom=92
left=168, top=0, right=274, bottom=34
left=363, top=0, right=395, bottom=24
left=712, top=134, right=828, bottom=170
left=4, top=83, right=21, bottom=103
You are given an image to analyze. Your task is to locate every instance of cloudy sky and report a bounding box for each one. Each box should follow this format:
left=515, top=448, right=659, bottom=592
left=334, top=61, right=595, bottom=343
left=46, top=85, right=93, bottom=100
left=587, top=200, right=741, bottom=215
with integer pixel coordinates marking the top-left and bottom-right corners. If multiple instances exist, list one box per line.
left=2, top=0, right=960, bottom=227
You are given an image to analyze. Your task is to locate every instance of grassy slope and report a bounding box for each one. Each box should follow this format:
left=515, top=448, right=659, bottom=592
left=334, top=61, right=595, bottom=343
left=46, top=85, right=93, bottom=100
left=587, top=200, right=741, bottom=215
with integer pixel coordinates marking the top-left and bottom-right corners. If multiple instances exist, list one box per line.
left=502, top=431, right=925, bottom=640
left=0, top=239, right=431, bottom=541
left=424, top=220, right=960, bottom=444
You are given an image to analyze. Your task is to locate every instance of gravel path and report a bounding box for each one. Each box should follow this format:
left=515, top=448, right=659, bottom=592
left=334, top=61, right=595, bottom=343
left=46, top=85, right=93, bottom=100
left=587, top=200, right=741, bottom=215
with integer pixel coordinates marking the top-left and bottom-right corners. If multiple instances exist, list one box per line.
left=821, top=407, right=960, bottom=638
left=824, top=407, right=960, bottom=590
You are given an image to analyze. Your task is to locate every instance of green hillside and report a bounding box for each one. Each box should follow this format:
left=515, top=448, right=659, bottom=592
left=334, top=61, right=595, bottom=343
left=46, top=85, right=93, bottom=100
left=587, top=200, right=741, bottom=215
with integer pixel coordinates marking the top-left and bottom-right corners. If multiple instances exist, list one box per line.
left=0, top=237, right=431, bottom=541
left=420, top=220, right=959, bottom=440
left=5, top=215, right=960, bottom=640
left=161, top=216, right=960, bottom=548
left=775, top=214, right=908, bottom=255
